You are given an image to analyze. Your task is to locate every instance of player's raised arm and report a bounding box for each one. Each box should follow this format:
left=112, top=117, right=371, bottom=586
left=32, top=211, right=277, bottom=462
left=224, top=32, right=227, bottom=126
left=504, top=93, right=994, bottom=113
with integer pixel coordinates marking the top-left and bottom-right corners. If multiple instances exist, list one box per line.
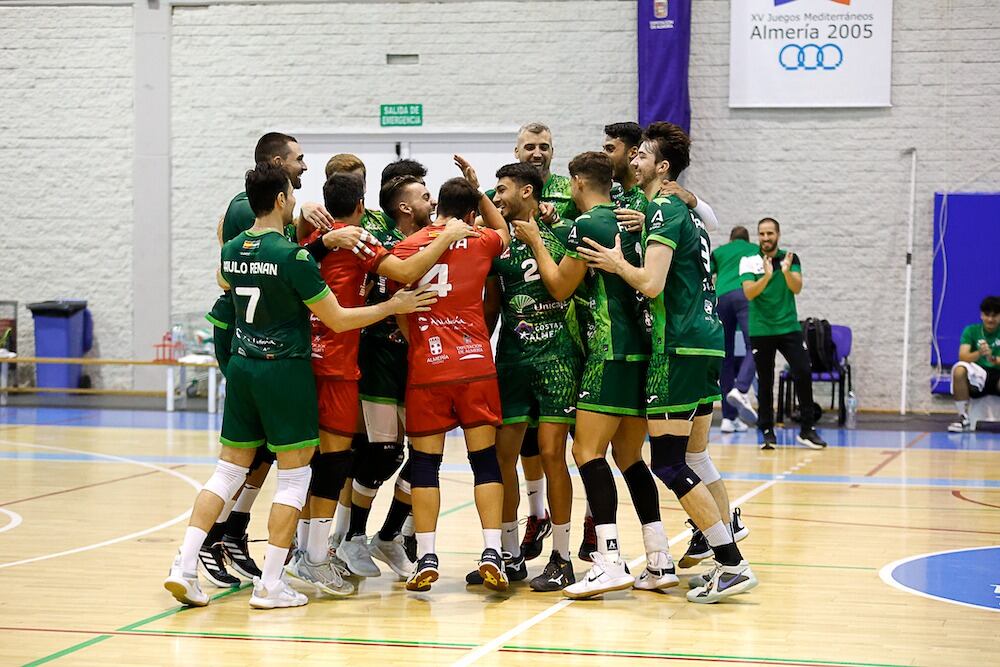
left=308, top=284, right=437, bottom=334
left=512, top=218, right=585, bottom=301
left=455, top=153, right=511, bottom=247
left=377, top=218, right=479, bottom=284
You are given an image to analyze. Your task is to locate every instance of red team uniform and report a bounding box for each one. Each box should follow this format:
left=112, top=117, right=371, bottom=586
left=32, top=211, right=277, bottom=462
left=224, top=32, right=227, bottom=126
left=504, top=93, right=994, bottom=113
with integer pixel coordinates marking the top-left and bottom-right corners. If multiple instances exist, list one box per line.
left=391, top=225, right=506, bottom=436
left=306, top=223, right=388, bottom=436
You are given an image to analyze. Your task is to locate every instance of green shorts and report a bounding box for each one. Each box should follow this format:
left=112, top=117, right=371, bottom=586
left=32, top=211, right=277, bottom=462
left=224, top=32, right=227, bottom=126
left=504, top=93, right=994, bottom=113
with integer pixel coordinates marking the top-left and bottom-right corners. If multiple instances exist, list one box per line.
left=577, top=357, right=647, bottom=417
left=646, top=353, right=722, bottom=416
left=358, top=335, right=407, bottom=405
left=206, top=293, right=234, bottom=377
left=498, top=356, right=582, bottom=426
left=221, top=356, right=320, bottom=452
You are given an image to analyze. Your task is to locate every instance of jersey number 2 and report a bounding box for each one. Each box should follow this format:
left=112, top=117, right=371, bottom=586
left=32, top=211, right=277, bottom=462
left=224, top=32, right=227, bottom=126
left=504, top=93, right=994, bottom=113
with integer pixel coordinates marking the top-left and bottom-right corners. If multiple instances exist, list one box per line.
left=521, top=258, right=540, bottom=283
left=419, top=264, right=453, bottom=298
left=235, top=287, right=261, bottom=323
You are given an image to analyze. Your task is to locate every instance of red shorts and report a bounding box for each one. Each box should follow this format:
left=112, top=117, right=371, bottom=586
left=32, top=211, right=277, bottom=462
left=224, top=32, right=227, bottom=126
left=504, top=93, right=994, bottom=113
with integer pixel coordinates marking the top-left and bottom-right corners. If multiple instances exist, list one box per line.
left=405, top=377, right=502, bottom=437
left=316, top=376, right=359, bottom=438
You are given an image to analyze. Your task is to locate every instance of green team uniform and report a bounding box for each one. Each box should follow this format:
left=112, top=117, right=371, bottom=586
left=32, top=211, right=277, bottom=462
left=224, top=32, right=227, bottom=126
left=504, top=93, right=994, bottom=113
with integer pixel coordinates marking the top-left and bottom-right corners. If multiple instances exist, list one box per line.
left=565, top=203, right=650, bottom=416
left=711, top=238, right=759, bottom=297
left=961, top=324, right=1000, bottom=370
left=611, top=183, right=649, bottom=214
left=542, top=173, right=580, bottom=221
left=738, top=250, right=802, bottom=336
left=358, top=209, right=408, bottom=405
left=207, top=192, right=297, bottom=376
left=220, top=228, right=330, bottom=451
left=494, top=222, right=583, bottom=425
left=643, top=195, right=725, bottom=415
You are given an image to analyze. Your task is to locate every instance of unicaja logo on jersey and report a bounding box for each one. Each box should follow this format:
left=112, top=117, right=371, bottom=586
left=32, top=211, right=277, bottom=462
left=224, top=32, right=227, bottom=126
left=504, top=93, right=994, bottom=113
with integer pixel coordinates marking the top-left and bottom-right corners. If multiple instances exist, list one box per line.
left=429, top=336, right=443, bottom=355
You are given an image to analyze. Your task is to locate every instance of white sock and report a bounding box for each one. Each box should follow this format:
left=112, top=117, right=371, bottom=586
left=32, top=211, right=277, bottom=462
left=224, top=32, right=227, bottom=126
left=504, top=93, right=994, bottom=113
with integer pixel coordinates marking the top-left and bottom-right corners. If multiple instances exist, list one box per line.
left=307, top=518, right=332, bottom=563
left=703, top=520, right=733, bottom=548
left=232, top=484, right=261, bottom=514
left=595, top=523, right=620, bottom=558
left=552, top=522, right=571, bottom=560
left=501, top=521, right=520, bottom=556
left=526, top=478, right=545, bottom=517
left=215, top=494, right=237, bottom=525
left=401, top=513, right=415, bottom=537
left=296, top=519, right=311, bottom=552
left=179, top=525, right=208, bottom=573
left=585, top=502, right=593, bottom=518
left=333, top=503, right=351, bottom=537
left=261, top=543, right=289, bottom=589
left=640, top=521, right=669, bottom=555
left=955, top=400, right=969, bottom=418
left=416, top=531, right=436, bottom=558
left=483, top=528, right=502, bottom=553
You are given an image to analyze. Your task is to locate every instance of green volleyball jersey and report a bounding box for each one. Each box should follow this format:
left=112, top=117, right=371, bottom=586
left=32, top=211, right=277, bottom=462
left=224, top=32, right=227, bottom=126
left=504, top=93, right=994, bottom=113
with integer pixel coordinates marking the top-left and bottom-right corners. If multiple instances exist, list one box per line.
left=360, top=208, right=407, bottom=343
left=644, top=195, right=724, bottom=357
left=221, top=228, right=330, bottom=360
left=960, top=323, right=1000, bottom=369
left=543, top=173, right=580, bottom=221
left=611, top=183, right=649, bottom=213
left=222, top=191, right=296, bottom=244
left=493, top=222, right=581, bottom=367
left=738, top=249, right=802, bottom=337
left=565, top=203, right=650, bottom=361
left=711, top=239, right=759, bottom=297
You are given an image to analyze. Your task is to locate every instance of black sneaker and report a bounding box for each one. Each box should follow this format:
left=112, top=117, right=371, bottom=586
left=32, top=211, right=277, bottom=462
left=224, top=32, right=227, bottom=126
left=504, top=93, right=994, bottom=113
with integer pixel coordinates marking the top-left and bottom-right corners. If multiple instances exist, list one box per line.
left=678, top=520, right=713, bottom=568
left=732, top=507, right=749, bottom=542
left=466, top=551, right=527, bottom=584
left=520, top=512, right=552, bottom=561
left=760, top=428, right=777, bottom=450
left=402, top=533, right=417, bottom=563
left=796, top=428, right=828, bottom=450
left=578, top=515, right=597, bottom=562
left=406, top=553, right=439, bottom=592
left=221, top=533, right=262, bottom=579
left=198, top=542, right=240, bottom=587
left=530, top=551, right=576, bottom=591
left=478, top=548, right=509, bottom=591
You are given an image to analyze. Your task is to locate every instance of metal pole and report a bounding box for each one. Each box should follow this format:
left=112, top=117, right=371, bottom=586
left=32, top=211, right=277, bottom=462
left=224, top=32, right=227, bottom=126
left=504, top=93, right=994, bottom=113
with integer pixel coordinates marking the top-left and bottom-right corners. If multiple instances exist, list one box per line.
left=900, top=148, right=918, bottom=415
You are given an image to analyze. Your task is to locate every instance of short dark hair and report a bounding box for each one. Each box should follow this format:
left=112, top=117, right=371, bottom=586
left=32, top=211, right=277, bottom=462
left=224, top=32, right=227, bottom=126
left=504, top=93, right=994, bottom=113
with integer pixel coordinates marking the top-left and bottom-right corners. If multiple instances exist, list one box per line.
left=604, top=122, right=644, bottom=149
left=758, top=217, right=780, bottom=233
left=245, top=161, right=290, bottom=217
left=981, top=296, right=1000, bottom=315
left=379, top=175, right=422, bottom=218
left=495, top=162, right=543, bottom=203
left=381, top=159, right=427, bottom=186
left=254, top=132, right=297, bottom=163
left=730, top=225, right=750, bottom=242
left=568, top=151, right=613, bottom=190
left=643, top=122, right=691, bottom=180
left=323, top=172, right=365, bottom=218
left=437, top=177, right=481, bottom=219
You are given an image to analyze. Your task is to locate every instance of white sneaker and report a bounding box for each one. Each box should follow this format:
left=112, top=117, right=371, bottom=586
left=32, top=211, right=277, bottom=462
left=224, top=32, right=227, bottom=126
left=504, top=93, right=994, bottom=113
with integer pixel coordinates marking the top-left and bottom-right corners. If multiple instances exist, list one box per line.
left=339, top=534, right=382, bottom=577
left=633, top=551, right=679, bottom=591
left=720, top=418, right=737, bottom=433
left=686, top=560, right=758, bottom=603
left=284, top=549, right=304, bottom=580
left=249, top=577, right=308, bottom=609
left=287, top=554, right=355, bottom=597
left=948, top=415, right=971, bottom=433
left=370, top=533, right=415, bottom=580
left=329, top=531, right=345, bottom=552
left=562, top=551, right=633, bottom=599
left=726, top=388, right=758, bottom=424
left=164, top=551, right=209, bottom=607
left=687, top=561, right=718, bottom=589
left=732, top=418, right=749, bottom=432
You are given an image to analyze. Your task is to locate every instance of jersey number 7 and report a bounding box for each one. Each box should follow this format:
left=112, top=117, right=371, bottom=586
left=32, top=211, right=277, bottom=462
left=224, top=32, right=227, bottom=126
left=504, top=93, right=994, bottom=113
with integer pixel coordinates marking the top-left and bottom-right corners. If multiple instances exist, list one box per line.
left=235, top=286, right=261, bottom=323
left=418, top=264, right=453, bottom=298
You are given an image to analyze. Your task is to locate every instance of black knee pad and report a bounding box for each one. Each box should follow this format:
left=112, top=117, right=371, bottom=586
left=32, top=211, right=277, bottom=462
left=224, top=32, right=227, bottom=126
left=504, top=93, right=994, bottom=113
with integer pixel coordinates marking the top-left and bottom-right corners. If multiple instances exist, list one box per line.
left=349, top=433, right=369, bottom=478
left=397, top=456, right=412, bottom=484
left=520, top=427, right=540, bottom=457
left=409, top=449, right=442, bottom=489
left=309, top=450, right=353, bottom=500
left=695, top=402, right=713, bottom=417
left=649, top=434, right=701, bottom=499
left=468, top=446, right=502, bottom=486
left=354, top=441, right=405, bottom=489
left=251, top=445, right=276, bottom=469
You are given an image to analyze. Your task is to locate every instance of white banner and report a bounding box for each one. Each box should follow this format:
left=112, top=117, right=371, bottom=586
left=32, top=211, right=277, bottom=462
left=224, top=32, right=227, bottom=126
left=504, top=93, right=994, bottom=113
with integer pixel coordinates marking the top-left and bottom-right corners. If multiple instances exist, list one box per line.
left=729, top=0, right=893, bottom=108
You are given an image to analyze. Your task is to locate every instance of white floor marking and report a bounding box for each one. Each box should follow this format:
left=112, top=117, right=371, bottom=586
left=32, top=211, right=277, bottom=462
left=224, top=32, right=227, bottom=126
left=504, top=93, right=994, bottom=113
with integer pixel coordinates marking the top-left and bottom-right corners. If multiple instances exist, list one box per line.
left=0, top=508, right=23, bottom=534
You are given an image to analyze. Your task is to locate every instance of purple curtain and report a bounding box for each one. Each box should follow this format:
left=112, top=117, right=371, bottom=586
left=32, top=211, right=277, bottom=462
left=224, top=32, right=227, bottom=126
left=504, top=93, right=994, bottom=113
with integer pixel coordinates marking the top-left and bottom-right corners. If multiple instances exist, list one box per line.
left=638, top=0, right=692, bottom=132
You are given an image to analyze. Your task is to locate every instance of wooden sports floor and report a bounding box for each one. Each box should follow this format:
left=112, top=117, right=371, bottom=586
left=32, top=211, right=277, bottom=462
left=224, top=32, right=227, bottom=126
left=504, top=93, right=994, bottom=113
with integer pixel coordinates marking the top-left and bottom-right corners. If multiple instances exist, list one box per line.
left=1, top=407, right=998, bottom=667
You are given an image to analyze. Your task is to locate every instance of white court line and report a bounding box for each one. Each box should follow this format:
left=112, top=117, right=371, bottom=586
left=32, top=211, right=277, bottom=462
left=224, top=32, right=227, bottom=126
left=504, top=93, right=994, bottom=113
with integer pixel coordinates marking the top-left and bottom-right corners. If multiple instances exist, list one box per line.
left=0, top=508, right=22, bottom=534
left=878, top=546, right=1000, bottom=614
left=450, top=461, right=806, bottom=667
left=0, top=439, right=202, bottom=570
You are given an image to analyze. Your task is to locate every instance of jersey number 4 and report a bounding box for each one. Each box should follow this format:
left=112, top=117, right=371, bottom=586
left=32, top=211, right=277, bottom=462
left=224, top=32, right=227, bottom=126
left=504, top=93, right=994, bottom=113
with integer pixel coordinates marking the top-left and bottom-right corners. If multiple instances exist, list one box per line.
left=235, top=287, right=261, bottom=323
left=418, top=264, right=454, bottom=298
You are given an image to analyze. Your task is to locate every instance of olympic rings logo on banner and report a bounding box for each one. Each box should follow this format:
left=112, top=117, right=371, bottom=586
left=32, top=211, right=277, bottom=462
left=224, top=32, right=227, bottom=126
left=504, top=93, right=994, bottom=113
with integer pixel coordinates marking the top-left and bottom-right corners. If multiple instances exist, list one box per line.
left=778, top=43, right=844, bottom=70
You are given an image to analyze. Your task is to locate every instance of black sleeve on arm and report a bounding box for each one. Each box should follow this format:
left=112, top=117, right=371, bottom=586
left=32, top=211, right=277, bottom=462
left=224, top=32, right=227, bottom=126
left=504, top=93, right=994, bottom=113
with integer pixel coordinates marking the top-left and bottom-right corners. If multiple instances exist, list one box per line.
left=305, top=237, right=331, bottom=262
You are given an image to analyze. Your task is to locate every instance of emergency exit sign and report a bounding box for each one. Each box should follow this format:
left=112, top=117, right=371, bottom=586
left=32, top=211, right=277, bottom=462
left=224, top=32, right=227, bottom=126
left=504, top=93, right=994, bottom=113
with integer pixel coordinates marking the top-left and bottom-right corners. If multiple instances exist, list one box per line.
left=380, top=104, right=423, bottom=127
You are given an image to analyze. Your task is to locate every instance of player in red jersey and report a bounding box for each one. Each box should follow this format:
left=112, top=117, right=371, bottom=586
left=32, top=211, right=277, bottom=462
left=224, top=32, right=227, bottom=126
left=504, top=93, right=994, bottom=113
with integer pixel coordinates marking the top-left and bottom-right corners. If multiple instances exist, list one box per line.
left=392, top=160, right=513, bottom=593
left=285, top=172, right=477, bottom=596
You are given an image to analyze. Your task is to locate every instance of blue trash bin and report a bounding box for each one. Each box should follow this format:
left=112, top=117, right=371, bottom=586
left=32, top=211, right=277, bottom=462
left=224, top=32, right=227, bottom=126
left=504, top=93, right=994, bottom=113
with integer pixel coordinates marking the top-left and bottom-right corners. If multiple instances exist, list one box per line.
left=27, top=300, right=93, bottom=388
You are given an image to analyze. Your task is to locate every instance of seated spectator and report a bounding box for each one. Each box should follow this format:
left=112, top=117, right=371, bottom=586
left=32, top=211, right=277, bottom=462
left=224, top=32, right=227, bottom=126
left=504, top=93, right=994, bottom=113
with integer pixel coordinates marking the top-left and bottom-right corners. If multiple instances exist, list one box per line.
left=949, top=295, right=1000, bottom=433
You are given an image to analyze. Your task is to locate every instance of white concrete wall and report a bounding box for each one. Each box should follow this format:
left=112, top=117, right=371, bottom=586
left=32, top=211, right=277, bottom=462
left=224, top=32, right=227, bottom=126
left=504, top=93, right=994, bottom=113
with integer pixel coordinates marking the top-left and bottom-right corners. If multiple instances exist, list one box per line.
left=0, top=6, right=134, bottom=388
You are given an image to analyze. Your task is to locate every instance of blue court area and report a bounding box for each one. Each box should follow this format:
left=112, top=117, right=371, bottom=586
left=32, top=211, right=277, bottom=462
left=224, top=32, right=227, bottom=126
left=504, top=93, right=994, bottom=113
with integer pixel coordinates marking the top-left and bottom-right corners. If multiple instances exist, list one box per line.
left=884, top=547, right=1000, bottom=613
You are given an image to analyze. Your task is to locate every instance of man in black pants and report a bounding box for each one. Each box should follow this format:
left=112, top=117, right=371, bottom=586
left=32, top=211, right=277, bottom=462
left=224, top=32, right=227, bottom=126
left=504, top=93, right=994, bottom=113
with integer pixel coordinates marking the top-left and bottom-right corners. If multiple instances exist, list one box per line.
left=739, top=218, right=827, bottom=450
